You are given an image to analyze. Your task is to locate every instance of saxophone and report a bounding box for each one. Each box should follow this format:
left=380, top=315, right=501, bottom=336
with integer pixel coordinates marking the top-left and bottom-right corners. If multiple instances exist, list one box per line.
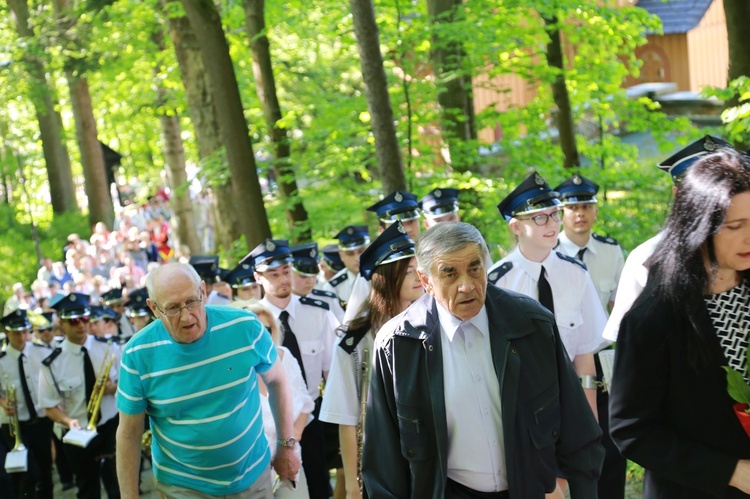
left=356, top=347, right=370, bottom=495
left=3, top=374, right=25, bottom=452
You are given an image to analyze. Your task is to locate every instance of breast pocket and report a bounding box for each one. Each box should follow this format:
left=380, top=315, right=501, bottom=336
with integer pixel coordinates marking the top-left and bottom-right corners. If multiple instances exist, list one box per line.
left=59, top=376, right=82, bottom=404
left=555, top=310, right=583, bottom=359
left=299, top=339, right=323, bottom=363
left=396, top=402, right=429, bottom=461
left=597, top=278, right=616, bottom=299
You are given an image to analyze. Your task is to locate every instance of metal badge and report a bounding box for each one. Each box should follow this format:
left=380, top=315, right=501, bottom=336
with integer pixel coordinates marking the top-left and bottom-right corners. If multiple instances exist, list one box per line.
left=210, top=263, right=217, bottom=271
left=315, top=301, right=322, bottom=306
left=489, top=272, right=498, bottom=281
left=573, top=174, right=582, bottom=185
left=242, top=264, right=250, bottom=270
left=346, top=337, right=354, bottom=346
left=395, top=192, right=403, bottom=203
left=347, top=227, right=354, bottom=235
left=266, top=240, right=276, bottom=252
left=70, top=295, right=77, bottom=302
left=310, top=248, right=317, bottom=258
left=435, top=189, right=442, bottom=198
left=705, top=136, right=718, bottom=151
left=397, top=224, right=406, bottom=234
left=534, top=173, right=544, bottom=186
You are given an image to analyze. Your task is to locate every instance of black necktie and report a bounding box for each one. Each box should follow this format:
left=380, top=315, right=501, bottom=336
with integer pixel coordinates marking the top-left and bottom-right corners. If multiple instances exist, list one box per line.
left=538, top=266, right=555, bottom=315
left=278, top=311, right=308, bottom=386
left=81, top=347, right=96, bottom=401
left=18, top=353, right=37, bottom=421
left=576, top=247, right=587, bottom=262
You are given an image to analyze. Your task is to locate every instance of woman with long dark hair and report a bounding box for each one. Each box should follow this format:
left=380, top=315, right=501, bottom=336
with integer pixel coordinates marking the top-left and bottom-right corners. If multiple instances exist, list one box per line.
left=610, top=148, right=750, bottom=498
left=319, top=222, right=424, bottom=499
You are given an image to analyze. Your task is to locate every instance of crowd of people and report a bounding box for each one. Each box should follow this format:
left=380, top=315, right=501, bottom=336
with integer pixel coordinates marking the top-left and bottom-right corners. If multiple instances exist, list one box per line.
left=1, top=135, right=750, bottom=499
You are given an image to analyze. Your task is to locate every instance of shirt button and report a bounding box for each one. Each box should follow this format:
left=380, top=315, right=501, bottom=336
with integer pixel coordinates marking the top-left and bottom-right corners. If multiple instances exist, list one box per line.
left=407, top=449, right=415, bottom=458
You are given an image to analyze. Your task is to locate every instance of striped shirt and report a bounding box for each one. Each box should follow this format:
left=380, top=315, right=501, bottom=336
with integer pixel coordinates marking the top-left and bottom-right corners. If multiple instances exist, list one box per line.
left=117, top=306, right=277, bottom=495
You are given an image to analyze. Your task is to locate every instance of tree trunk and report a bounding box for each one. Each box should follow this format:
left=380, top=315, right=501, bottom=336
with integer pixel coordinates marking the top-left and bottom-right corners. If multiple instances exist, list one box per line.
left=244, top=0, right=310, bottom=243
left=349, top=0, right=406, bottom=194
left=426, top=0, right=477, bottom=173
left=165, top=0, right=242, bottom=251
left=724, top=0, right=750, bottom=149
left=181, top=0, right=272, bottom=250
left=8, top=0, right=77, bottom=214
left=67, top=75, right=114, bottom=228
left=543, top=15, right=579, bottom=169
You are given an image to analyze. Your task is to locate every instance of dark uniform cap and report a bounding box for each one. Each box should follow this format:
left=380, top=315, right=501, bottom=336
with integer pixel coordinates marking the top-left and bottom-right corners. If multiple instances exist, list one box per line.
left=419, top=187, right=460, bottom=218
left=89, top=305, right=105, bottom=322
left=367, top=190, right=421, bottom=223
left=554, top=173, right=599, bottom=205
left=334, top=226, right=370, bottom=251
left=658, top=135, right=732, bottom=183
left=51, top=292, right=91, bottom=320
left=218, top=268, right=231, bottom=282
left=126, top=287, right=153, bottom=318
left=321, top=244, right=345, bottom=273
left=0, top=309, right=31, bottom=331
left=189, top=255, right=221, bottom=283
left=224, top=262, right=259, bottom=289
left=101, top=288, right=124, bottom=306
left=242, top=239, right=293, bottom=273
left=38, top=312, right=55, bottom=330
left=101, top=307, right=119, bottom=321
left=358, top=221, right=416, bottom=281
left=497, top=172, right=561, bottom=222
left=290, top=242, right=320, bottom=277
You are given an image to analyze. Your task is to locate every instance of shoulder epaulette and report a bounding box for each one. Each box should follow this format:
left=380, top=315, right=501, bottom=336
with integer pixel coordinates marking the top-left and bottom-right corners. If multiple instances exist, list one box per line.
left=329, top=272, right=348, bottom=287
left=592, top=233, right=619, bottom=246
left=311, top=289, right=337, bottom=299
left=299, top=296, right=330, bottom=311
left=32, top=341, right=49, bottom=349
left=93, top=336, right=111, bottom=344
left=0, top=351, right=5, bottom=359
left=556, top=251, right=587, bottom=271
left=42, top=347, right=62, bottom=366
left=339, top=324, right=370, bottom=354
left=488, top=262, right=513, bottom=285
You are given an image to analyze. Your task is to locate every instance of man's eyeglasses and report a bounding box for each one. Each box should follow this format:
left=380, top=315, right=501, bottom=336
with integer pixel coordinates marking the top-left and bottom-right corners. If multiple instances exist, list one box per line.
left=64, top=316, right=90, bottom=326
left=154, top=294, right=203, bottom=318
left=519, top=210, right=563, bottom=226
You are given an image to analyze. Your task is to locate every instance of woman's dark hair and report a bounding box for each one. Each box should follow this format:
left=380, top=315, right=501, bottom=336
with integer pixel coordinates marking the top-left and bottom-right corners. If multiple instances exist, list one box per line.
left=343, top=257, right=413, bottom=336
left=641, top=148, right=750, bottom=364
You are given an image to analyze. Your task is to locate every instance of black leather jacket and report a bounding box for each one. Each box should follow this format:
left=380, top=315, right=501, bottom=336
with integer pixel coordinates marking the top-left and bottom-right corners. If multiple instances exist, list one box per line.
left=362, top=285, right=603, bottom=499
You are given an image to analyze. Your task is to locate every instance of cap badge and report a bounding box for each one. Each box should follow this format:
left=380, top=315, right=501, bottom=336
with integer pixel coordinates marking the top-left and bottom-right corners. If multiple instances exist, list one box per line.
left=394, top=192, right=403, bottom=203
left=310, top=249, right=317, bottom=258
left=266, top=240, right=276, bottom=252
left=435, top=189, right=442, bottom=198
left=210, top=263, right=217, bottom=271
left=242, top=264, right=250, bottom=270
left=534, top=173, right=544, bottom=186
left=705, top=136, right=718, bottom=151
left=70, top=295, right=77, bottom=302
left=347, top=227, right=354, bottom=235
left=573, top=174, right=582, bottom=185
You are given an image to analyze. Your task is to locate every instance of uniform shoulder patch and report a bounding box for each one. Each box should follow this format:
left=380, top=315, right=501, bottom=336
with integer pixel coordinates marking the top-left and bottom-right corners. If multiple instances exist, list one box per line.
left=93, top=336, right=111, bottom=344
left=556, top=251, right=587, bottom=271
left=592, top=233, right=619, bottom=246
left=339, top=324, right=370, bottom=354
left=329, top=272, right=349, bottom=287
left=488, top=262, right=513, bottom=285
left=42, top=347, right=62, bottom=366
left=299, top=296, right=330, bottom=311
left=311, top=289, right=337, bottom=299
left=32, top=341, right=49, bottom=348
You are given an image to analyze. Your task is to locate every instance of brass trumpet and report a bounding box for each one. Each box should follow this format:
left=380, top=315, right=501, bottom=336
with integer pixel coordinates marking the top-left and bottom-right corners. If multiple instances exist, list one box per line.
left=86, top=350, right=115, bottom=431
left=3, top=374, right=25, bottom=453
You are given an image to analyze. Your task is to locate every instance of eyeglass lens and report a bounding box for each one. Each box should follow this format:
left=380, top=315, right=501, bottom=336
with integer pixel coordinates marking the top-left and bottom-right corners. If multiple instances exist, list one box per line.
left=529, top=210, right=562, bottom=226
left=66, top=316, right=90, bottom=325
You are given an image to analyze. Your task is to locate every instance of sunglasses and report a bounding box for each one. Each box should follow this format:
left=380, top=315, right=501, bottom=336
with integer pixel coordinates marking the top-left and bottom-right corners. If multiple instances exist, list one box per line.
left=64, top=316, right=90, bottom=326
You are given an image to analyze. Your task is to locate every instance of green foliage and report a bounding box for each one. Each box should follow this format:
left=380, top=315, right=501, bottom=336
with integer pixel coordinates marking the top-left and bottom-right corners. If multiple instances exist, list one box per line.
left=705, top=76, right=750, bottom=145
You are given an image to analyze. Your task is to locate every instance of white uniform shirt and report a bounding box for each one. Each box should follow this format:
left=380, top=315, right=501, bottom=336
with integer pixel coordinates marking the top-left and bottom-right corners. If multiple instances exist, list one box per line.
left=602, top=233, right=663, bottom=342
left=38, top=335, right=120, bottom=427
left=488, top=248, right=607, bottom=359
left=557, top=232, right=625, bottom=312
left=342, top=275, right=371, bottom=325
left=321, top=269, right=357, bottom=305
left=262, top=295, right=339, bottom=400
left=0, top=341, right=49, bottom=423
left=309, top=289, right=345, bottom=323
left=118, top=314, right=136, bottom=342
left=319, top=330, right=374, bottom=426
left=437, top=303, right=507, bottom=493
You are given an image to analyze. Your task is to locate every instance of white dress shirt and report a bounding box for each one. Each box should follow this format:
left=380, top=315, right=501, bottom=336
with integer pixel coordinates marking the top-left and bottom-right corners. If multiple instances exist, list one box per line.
left=38, top=335, right=120, bottom=427
left=488, top=248, right=607, bottom=358
left=557, top=232, right=625, bottom=312
left=321, top=269, right=357, bottom=305
left=262, top=295, right=339, bottom=400
left=0, top=342, right=48, bottom=423
left=602, top=233, right=663, bottom=342
left=319, top=331, right=373, bottom=426
left=437, top=302, right=507, bottom=493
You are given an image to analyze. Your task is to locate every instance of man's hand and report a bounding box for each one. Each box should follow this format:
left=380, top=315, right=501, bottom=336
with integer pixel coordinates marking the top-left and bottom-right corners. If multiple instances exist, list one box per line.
left=271, top=446, right=300, bottom=482
left=0, top=398, right=15, bottom=417
left=67, top=418, right=81, bottom=430
left=104, top=380, right=118, bottom=396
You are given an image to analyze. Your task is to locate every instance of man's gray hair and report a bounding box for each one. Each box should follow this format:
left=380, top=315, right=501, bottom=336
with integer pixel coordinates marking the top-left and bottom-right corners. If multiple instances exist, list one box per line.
left=145, top=263, right=202, bottom=301
left=415, top=222, right=492, bottom=274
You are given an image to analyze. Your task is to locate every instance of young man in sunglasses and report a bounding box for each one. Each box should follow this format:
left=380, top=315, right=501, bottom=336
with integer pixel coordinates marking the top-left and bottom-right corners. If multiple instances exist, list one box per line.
left=39, top=292, right=121, bottom=499
left=488, top=172, right=607, bottom=419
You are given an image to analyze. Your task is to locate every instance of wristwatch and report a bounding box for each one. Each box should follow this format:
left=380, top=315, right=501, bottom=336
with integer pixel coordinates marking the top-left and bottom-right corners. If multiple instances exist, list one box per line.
left=277, top=436, right=297, bottom=448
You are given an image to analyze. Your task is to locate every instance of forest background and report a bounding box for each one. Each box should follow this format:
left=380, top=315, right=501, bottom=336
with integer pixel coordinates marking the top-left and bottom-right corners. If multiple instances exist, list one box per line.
left=1, top=0, right=750, bottom=307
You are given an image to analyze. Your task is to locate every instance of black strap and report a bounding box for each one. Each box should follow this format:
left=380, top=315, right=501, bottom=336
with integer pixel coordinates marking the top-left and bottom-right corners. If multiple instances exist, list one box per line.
left=278, top=311, right=308, bottom=386
left=18, top=353, right=37, bottom=421
left=576, top=247, right=587, bottom=262
left=445, top=478, right=509, bottom=499
left=81, top=347, right=95, bottom=401
left=538, top=266, right=555, bottom=315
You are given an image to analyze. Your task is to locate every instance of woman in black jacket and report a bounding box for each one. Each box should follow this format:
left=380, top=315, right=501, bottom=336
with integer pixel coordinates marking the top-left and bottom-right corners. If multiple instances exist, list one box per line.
left=610, top=148, right=750, bottom=498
